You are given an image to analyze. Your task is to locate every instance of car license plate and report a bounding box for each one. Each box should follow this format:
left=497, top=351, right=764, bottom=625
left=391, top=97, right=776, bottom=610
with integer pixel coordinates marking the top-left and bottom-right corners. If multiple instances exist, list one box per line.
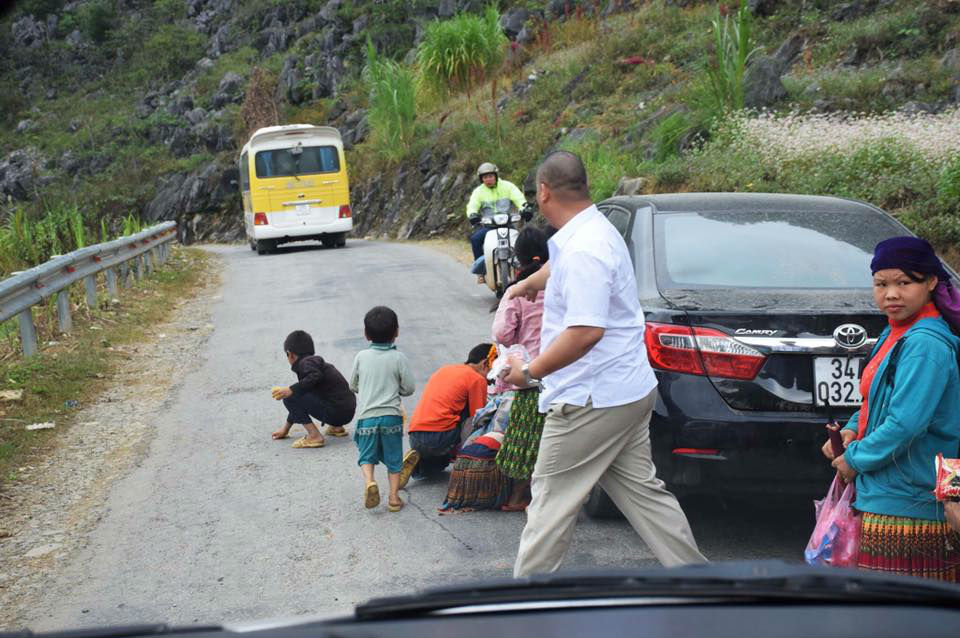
left=814, top=356, right=865, bottom=406
left=295, top=203, right=310, bottom=215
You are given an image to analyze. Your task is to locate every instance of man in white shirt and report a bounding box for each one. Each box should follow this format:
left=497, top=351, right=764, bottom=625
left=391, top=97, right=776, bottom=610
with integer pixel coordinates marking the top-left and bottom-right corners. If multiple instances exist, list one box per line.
left=504, top=151, right=706, bottom=577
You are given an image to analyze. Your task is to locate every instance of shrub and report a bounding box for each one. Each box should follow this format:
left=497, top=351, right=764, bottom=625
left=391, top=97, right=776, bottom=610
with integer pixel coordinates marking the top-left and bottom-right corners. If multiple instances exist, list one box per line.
left=136, top=24, right=206, bottom=80
left=238, top=67, right=280, bottom=144
left=77, top=0, right=117, bottom=44
left=153, top=0, right=187, bottom=22
left=937, top=153, right=960, bottom=213
left=560, top=137, right=646, bottom=200
left=364, top=40, right=418, bottom=160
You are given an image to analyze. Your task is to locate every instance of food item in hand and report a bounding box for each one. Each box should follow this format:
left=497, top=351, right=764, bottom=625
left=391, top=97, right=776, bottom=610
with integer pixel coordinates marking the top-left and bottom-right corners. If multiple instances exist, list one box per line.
left=934, top=453, right=960, bottom=501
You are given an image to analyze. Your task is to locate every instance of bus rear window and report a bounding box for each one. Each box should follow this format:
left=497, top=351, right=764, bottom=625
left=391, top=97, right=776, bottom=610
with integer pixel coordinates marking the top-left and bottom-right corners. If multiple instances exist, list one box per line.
left=254, top=146, right=340, bottom=178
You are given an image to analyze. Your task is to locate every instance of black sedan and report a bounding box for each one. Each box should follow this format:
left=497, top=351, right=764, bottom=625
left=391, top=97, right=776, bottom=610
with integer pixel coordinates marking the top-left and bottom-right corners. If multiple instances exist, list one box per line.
left=586, top=193, right=924, bottom=516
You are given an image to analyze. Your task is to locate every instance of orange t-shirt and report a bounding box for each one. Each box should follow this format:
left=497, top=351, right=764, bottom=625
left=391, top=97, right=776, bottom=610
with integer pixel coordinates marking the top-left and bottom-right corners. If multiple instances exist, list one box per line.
left=409, top=364, right=488, bottom=433
left=857, top=302, right=940, bottom=439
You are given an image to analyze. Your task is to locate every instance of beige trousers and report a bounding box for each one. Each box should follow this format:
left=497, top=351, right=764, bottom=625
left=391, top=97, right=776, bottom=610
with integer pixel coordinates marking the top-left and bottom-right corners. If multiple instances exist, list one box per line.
left=514, top=390, right=707, bottom=577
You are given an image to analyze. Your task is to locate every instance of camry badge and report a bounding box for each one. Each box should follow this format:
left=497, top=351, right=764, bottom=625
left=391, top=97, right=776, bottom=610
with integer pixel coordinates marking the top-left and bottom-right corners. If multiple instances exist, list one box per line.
left=834, top=324, right=868, bottom=350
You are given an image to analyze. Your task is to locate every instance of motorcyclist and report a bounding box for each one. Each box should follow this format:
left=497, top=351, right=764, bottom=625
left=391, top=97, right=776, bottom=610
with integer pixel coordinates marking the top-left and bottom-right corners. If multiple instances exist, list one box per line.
left=466, top=163, right=527, bottom=271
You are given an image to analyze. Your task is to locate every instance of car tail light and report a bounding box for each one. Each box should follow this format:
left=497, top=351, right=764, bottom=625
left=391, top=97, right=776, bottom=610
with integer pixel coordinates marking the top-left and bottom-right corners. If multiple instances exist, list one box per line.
left=339, top=205, right=352, bottom=219
left=254, top=212, right=268, bottom=226
left=645, top=323, right=766, bottom=380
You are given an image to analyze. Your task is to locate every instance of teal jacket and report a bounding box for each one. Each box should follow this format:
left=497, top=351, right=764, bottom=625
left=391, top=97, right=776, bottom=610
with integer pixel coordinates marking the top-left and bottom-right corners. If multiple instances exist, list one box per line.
left=842, top=316, right=960, bottom=521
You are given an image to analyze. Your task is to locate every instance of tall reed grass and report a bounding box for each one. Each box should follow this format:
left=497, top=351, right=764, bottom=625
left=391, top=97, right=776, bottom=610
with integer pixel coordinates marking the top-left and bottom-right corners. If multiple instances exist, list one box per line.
left=364, top=39, right=418, bottom=160
left=0, top=205, right=144, bottom=278
left=416, top=6, right=507, bottom=98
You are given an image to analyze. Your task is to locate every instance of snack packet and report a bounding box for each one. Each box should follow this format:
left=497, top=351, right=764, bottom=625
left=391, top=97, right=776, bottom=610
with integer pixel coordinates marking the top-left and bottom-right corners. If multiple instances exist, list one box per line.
left=934, top=453, right=960, bottom=501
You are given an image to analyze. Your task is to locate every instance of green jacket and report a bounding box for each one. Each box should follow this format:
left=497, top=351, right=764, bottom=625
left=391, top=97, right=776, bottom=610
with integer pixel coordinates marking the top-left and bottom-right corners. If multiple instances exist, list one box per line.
left=465, top=179, right=526, bottom=218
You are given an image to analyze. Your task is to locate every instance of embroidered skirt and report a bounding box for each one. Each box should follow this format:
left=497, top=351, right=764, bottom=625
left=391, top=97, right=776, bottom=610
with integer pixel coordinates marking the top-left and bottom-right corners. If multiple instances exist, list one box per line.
left=857, top=511, right=960, bottom=582
left=440, top=456, right=507, bottom=511
left=495, top=388, right=546, bottom=480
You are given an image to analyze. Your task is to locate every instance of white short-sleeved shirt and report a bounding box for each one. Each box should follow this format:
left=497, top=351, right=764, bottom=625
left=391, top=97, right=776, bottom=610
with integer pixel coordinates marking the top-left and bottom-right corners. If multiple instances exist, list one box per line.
left=538, top=205, right=658, bottom=411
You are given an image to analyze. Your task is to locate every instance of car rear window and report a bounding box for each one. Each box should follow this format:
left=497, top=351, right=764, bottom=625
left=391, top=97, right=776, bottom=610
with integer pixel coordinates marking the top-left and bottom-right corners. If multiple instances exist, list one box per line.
left=254, top=145, right=340, bottom=178
left=654, top=209, right=904, bottom=289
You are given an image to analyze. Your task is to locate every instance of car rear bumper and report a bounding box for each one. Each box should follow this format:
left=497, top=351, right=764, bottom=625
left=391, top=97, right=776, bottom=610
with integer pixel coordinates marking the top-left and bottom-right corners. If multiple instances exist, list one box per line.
left=250, top=218, right=352, bottom=240
left=651, top=373, right=840, bottom=496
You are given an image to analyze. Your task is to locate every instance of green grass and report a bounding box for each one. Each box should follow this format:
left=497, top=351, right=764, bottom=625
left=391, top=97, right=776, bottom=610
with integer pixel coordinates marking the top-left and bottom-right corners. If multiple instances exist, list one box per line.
left=0, top=247, right=211, bottom=485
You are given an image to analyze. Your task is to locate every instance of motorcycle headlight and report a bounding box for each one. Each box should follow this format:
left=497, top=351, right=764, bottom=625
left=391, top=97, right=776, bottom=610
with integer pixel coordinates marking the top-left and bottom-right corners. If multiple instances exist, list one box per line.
left=493, top=213, right=509, bottom=225
left=510, top=213, right=522, bottom=223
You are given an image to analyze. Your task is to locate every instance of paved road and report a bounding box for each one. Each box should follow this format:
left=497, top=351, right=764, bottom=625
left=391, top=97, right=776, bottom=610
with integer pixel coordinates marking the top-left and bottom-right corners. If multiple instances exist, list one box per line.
left=25, top=241, right=815, bottom=631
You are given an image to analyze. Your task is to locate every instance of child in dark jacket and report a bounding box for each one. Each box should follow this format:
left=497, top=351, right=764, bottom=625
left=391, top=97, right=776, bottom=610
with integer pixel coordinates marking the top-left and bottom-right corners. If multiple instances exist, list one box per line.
left=272, top=330, right=356, bottom=448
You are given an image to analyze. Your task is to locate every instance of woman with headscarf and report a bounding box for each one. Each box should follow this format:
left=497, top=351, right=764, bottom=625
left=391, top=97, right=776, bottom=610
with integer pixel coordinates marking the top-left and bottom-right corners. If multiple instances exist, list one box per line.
left=823, top=236, right=960, bottom=581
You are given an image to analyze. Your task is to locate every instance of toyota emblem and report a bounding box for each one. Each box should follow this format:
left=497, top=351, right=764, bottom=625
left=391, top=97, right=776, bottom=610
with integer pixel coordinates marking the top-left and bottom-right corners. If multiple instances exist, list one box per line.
left=834, top=324, right=868, bottom=350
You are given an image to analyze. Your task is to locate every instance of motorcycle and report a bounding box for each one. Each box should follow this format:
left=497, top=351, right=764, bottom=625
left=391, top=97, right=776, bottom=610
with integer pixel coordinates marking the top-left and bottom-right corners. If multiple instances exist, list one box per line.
left=472, top=199, right=534, bottom=297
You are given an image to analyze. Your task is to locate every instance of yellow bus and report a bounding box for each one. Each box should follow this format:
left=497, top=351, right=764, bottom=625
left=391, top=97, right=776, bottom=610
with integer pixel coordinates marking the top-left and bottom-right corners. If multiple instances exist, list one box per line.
left=239, top=124, right=352, bottom=255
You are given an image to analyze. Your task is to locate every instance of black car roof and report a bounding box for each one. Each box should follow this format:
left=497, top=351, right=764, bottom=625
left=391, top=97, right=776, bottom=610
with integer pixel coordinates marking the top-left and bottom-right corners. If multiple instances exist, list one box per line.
left=602, top=192, right=882, bottom=215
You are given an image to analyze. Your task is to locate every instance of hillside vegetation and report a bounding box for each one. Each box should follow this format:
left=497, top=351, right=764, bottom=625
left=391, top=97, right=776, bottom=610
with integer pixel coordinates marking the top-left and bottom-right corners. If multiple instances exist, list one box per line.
left=1, top=0, right=960, bottom=270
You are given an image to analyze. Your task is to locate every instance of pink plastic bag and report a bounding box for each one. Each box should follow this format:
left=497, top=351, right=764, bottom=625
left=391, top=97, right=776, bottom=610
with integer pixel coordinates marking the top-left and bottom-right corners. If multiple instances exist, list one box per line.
left=804, top=475, right=862, bottom=568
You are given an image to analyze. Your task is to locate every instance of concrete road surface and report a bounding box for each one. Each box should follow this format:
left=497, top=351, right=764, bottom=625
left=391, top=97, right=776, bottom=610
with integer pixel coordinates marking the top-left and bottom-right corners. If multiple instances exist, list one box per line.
left=24, top=241, right=815, bottom=631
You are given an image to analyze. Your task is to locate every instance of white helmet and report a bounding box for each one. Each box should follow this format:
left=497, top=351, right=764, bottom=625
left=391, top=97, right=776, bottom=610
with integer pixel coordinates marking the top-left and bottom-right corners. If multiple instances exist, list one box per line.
left=477, top=162, right=499, bottom=179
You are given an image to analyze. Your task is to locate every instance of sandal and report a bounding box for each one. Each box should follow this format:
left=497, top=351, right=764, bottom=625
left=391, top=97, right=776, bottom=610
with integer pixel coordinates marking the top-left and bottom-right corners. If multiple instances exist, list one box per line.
left=365, top=482, right=380, bottom=509
left=398, top=449, right=420, bottom=489
left=291, top=437, right=325, bottom=448
left=387, top=499, right=404, bottom=512
left=325, top=425, right=349, bottom=437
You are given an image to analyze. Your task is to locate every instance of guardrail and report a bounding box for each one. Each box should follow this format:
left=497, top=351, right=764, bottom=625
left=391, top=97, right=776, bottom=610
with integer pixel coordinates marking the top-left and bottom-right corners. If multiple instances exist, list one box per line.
left=0, top=221, right=178, bottom=357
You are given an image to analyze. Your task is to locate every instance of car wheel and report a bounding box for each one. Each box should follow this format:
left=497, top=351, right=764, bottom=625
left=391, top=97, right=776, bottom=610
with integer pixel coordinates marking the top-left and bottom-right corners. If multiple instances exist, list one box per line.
left=255, top=239, right=275, bottom=255
left=321, top=236, right=336, bottom=248
left=584, top=485, right=621, bottom=519
left=335, top=233, right=347, bottom=248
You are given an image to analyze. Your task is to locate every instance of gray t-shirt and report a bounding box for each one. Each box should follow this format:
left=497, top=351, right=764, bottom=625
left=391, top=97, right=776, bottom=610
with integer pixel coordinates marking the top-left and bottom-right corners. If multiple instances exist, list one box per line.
left=349, top=345, right=416, bottom=421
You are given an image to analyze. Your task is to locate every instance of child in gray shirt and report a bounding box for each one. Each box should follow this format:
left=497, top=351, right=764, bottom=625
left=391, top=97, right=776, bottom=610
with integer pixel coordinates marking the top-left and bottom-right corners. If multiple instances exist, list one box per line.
left=350, top=306, right=417, bottom=512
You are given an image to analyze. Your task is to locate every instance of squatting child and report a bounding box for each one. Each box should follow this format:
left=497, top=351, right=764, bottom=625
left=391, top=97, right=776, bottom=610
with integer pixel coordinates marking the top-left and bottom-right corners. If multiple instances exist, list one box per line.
left=272, top=330, right=356, bottom=448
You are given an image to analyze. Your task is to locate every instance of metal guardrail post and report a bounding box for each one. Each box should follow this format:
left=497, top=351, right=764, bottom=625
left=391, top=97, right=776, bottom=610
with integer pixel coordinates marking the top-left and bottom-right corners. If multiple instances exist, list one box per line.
left=119, top=261, right=130, bottom=288
left=106, top=268, right=118, bottom=297
left=18, top=309, right=37, bottom=357
left=84, top=274, right=98, bottom=309
left=56, top=291, right=72, bottom=333
left=145, top=249, right=155, bottom=274
left=136, top=255, right=145, bottom=280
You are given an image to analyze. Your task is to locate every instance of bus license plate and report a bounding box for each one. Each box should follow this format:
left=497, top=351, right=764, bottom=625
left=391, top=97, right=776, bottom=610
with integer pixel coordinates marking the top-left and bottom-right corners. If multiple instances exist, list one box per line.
left=813, top=356, right=864, bottom=406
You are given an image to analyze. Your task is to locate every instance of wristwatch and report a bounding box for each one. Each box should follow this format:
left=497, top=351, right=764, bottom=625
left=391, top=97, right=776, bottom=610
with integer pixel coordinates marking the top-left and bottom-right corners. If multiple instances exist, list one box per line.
left=521, top=363, right=541, bottom=388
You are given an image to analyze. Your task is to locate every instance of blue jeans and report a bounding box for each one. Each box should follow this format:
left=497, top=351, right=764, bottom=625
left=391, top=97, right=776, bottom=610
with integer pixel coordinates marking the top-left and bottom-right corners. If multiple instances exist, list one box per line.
left=470, top=226, right=489, bottom=260
left=471, top=256, right=486, bottom=276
